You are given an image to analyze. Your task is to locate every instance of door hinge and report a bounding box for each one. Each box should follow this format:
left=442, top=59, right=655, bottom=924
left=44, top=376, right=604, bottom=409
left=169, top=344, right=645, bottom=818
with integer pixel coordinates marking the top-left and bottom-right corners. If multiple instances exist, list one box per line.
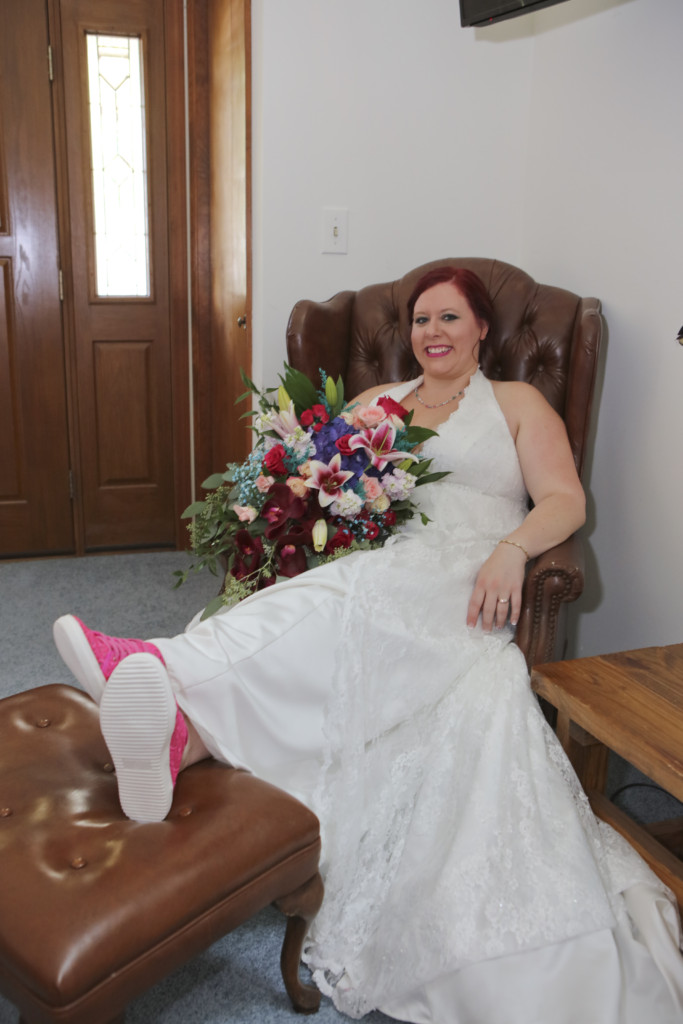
left=58, top=269, right=64, bottom=301
left=48, top=45, right=54, bottom=82
left=68, top=470, right=75, bottom=500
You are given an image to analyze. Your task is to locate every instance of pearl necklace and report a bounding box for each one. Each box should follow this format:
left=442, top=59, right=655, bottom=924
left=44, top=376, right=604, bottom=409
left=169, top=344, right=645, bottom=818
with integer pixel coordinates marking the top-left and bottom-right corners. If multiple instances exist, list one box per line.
left=414, top=383, right=464, bottom=409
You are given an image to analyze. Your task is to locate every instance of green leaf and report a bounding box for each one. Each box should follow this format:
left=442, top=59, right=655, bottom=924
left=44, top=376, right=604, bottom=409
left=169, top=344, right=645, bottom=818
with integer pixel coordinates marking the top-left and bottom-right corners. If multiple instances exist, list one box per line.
left=235, top=388, right=254, bottom=405
left=405, top=425, right=438, bottom=444
left=181, top=500, right=207, bottom=518
left=414, top=471, right=451, bottom=486
left=201, top=473, right=226, bottom=490
left=279, top=366, right=319, bottom=412
left=239, top=368, right=259, bottom=393
left=200, top=595, right=227, bottom=621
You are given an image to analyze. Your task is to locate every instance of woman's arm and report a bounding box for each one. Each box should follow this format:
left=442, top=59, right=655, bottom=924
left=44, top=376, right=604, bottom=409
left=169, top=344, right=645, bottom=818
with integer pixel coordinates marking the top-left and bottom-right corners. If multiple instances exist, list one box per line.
left=466, top=382, right=586, bottom=632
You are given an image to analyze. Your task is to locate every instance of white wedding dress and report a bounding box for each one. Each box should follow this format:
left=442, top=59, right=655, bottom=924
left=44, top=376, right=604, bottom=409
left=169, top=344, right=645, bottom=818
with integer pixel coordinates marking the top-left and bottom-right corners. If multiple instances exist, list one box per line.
left=153, top=370, right=683, bottom=1023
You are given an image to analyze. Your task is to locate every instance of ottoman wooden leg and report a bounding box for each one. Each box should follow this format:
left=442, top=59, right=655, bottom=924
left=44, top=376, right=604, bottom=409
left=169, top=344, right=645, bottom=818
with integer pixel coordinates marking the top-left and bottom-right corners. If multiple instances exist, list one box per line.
left=275, top=871, right=324, bottom=1013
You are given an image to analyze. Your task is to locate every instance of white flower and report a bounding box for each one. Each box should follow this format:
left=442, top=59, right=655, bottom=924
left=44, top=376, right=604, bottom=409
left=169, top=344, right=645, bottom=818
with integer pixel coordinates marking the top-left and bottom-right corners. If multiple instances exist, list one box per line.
left=382, top=468, right=417, bottom=501
left=329, top=489, right=364, bottom=519
left=283, top=427, right=316, bottom=460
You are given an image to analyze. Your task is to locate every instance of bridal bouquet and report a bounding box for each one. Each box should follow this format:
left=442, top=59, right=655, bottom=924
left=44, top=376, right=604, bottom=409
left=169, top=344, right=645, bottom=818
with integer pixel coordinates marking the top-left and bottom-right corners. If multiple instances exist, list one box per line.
left=175, top=364, right=447, bottom=618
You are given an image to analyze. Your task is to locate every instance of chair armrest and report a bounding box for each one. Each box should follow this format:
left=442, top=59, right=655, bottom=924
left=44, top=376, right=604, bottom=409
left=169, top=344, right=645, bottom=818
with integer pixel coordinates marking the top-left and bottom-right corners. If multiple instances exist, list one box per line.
left=286, top=291, right=356, bottom=385
left=515, top=534, right=585, bottom=669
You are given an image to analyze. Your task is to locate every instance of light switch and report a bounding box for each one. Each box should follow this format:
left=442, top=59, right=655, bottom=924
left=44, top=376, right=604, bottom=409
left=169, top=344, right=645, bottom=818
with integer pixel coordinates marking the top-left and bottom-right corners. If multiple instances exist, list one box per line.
left=321, top=207, right=348, bottom=254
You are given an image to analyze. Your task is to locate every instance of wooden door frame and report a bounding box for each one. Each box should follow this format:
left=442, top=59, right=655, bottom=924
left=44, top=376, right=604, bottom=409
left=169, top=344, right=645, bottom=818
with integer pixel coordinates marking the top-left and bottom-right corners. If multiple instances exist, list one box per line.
left=47, top=0, right=251, bottom=552
left=186, top=0, right=253, bottom=495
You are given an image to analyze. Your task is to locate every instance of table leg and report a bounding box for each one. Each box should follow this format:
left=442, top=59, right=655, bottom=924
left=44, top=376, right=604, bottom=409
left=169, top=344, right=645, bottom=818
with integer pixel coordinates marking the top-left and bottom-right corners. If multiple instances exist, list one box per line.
left=556, top=712, right=609, bottom=792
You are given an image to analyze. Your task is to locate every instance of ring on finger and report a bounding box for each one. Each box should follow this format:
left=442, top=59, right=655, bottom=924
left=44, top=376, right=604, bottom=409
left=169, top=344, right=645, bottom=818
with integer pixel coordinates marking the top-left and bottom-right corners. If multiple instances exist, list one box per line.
left=497, top=597, right=510, bottom=604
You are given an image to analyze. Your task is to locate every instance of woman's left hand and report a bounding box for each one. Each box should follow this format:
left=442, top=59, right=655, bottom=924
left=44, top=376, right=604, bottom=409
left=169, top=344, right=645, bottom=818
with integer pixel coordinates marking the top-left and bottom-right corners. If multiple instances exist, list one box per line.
left=466, top=543, right=527, bottom=631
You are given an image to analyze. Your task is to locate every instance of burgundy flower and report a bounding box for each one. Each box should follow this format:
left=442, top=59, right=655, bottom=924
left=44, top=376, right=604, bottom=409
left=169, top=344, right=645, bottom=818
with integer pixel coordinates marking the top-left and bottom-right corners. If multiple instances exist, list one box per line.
left=275, top=535, right=308, bottom=578
left=263, top=443, right=287, bottom=476
left=261, top=482, right=307, bottom=538
left=383, top=510, right=397, bottom=527
left=231, top=530, right=264, bottom=579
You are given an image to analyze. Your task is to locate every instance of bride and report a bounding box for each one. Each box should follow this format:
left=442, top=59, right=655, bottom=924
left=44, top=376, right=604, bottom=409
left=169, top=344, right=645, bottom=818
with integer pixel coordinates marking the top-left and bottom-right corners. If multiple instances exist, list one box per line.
left=53, top=267, right=683, bottom=1023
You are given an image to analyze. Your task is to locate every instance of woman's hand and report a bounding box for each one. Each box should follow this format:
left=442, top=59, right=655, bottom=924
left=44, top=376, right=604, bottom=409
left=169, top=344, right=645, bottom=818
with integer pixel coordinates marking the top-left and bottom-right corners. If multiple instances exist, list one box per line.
left=466, top=542, right=527, bottom=631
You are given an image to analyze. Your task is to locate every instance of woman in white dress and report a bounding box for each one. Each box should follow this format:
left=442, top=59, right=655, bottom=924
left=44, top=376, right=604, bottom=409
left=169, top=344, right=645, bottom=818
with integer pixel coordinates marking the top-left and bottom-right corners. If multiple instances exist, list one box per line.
left=54, top=268, right=683, bottom=1023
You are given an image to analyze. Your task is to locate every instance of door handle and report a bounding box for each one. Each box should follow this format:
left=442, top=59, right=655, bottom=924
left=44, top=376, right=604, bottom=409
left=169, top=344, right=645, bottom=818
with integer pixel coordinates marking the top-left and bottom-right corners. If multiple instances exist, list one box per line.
left=237, top=315, right=247, bottom=328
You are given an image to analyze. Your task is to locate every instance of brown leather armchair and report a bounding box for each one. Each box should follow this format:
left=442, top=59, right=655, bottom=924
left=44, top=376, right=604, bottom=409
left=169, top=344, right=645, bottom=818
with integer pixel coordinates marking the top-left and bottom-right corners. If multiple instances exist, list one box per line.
left=286, top=257, right=603, bottom=669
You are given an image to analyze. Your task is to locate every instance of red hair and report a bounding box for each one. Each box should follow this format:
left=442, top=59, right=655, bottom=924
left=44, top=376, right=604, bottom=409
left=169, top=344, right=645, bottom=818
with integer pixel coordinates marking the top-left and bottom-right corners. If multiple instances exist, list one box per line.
left=407, top=267, right=494, bottom=332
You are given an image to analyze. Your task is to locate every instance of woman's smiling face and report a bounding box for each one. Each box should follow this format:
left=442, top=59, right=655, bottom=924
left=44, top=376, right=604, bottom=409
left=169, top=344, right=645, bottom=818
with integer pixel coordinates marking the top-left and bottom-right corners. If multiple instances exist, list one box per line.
left=410, top=281, right=488, bottom=380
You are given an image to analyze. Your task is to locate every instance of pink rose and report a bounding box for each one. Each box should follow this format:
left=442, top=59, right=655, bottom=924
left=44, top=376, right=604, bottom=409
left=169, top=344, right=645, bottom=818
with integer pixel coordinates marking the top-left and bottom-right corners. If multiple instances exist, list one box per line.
left=352, top=405, right=387, bottom=429
left=232, top=504, right=258, bottom=523
left=361, top=475, right=383, bottom=502
left=255, top=473, right=275, bottom=493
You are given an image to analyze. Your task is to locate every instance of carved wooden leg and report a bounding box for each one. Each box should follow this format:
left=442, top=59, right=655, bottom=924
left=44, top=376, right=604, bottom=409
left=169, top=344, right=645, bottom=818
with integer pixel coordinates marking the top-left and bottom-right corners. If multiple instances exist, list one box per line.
left=274, top=871, right=324, bottom=1014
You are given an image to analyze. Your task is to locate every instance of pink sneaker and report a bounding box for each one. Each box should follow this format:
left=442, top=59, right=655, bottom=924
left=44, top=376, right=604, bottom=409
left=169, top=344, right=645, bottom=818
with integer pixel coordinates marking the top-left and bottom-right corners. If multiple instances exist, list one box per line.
left=53, top=614, right=164, bottom=703
left=100, top=653, right=188, bottom=823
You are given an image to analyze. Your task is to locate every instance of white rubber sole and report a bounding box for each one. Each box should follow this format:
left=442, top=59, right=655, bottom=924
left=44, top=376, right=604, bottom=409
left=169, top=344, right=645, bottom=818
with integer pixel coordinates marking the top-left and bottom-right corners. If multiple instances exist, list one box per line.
left=53, top=614, right=106, bottom=702
left=99, top=653, right=177, bottom=823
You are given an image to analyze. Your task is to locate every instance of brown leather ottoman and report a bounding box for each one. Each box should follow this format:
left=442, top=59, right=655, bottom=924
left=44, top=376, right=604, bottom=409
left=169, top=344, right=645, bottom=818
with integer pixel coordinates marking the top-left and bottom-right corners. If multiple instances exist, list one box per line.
left=0, top=685, right=323, bottom=1024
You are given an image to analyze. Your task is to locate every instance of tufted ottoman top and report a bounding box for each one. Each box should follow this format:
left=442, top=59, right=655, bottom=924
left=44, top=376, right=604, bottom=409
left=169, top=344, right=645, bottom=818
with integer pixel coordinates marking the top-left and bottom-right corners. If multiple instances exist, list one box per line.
left=0, top=685, right=321, bottom=1021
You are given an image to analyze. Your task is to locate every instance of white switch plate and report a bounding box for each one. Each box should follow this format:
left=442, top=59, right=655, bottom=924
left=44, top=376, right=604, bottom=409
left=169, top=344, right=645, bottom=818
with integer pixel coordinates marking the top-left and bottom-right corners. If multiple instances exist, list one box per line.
left=321, top=207, right=348, bottom=254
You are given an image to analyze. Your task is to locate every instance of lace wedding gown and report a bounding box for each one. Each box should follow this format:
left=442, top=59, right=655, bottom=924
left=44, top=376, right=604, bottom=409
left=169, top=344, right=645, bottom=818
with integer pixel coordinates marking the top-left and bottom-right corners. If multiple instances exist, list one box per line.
left=154, top=370, right=683, bottom=1023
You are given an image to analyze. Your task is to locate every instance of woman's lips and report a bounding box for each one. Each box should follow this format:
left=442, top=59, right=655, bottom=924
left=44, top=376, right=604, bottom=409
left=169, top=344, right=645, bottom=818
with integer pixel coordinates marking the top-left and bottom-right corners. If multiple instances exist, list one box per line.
left=425, top=345, right=452, bottom=357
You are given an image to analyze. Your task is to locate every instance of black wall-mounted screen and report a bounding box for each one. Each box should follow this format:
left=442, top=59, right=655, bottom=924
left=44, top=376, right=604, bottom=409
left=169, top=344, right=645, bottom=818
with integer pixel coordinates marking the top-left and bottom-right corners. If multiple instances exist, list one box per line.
left=460, top=0, right=572, bottom=27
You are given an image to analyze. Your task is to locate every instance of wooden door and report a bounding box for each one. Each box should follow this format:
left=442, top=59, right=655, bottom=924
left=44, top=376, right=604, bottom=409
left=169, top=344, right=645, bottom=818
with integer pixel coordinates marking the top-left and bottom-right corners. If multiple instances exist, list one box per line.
left=0, top=0, right=74, bottom=556
left=58, top=0, right=176, bottom=550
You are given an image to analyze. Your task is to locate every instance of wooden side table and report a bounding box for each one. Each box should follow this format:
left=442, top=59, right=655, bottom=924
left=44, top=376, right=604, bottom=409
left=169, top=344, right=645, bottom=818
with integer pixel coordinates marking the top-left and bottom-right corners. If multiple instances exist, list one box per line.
left=531, top=644, right=683, bottom=910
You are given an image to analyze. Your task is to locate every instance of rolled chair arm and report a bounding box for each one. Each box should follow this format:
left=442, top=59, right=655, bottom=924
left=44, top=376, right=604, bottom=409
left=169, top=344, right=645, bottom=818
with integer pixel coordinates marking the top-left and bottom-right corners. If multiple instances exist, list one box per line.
left=286, top=291, right=355, bottom=385
left=515, top=534, right=585, bottom=669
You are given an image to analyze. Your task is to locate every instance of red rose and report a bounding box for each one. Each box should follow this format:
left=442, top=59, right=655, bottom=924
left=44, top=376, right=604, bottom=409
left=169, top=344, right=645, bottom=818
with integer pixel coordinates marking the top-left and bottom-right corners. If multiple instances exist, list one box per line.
left=300, top=409, right=314, bottom=426
left=326, top=525, right=354, bottom=553
left=263, top=443, right=287, bottom=476
left=377, top=395, right=409, bottom=420
left=383, top=510, right=396, bottom=526
left=312, top=404, right=330, bottom=423
left=335, top=433, right=355, bottom=455
left=364, top=521, right=380, bottom=540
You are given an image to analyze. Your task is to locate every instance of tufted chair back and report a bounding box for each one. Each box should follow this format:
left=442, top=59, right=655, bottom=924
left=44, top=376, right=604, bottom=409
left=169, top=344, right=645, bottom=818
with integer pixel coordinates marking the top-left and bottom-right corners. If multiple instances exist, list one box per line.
left=286, top=258, right=604, bottom=667
left=286, top=257, right=603, bottom=478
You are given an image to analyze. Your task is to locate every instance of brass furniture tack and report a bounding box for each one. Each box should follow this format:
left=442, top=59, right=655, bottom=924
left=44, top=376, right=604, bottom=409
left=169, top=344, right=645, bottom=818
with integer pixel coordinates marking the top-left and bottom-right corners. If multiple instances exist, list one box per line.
left=0, top=685, right=323, bottom=1023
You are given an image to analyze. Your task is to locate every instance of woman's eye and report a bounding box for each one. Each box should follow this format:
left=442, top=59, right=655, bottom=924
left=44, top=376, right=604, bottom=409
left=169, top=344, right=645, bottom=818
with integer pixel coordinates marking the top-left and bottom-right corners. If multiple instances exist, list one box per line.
left=442, top=313, right=457, bottom=321
left=414, top=316, right=428, bottom=325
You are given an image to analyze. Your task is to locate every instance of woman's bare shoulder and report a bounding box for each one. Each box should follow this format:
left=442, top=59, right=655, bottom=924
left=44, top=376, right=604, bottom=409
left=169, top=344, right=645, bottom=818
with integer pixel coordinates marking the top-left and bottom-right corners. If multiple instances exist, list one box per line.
left=491, top=379, right=556, bottom=414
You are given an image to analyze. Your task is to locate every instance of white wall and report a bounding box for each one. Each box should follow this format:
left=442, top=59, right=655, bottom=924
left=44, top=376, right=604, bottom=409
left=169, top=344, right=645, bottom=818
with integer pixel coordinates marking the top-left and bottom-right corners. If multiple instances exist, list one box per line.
left=251, top=0, right=534, bottom=380
left=251, top=0, right=683, bottom=658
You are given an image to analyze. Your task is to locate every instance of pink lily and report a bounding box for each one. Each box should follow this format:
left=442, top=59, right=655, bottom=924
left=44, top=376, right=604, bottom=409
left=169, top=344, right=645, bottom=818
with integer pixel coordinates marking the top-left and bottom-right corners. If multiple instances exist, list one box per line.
left=269, top=400, right=300, bottom=439
left=347, top=422, right=418, bottom=472
left=305, top=453, right=355, bottom=507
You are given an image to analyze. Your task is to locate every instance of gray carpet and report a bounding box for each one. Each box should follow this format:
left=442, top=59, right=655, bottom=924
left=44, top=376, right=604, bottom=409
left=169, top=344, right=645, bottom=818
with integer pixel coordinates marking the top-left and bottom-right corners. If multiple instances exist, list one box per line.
left=0, top=552, right=391, bottom=1024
